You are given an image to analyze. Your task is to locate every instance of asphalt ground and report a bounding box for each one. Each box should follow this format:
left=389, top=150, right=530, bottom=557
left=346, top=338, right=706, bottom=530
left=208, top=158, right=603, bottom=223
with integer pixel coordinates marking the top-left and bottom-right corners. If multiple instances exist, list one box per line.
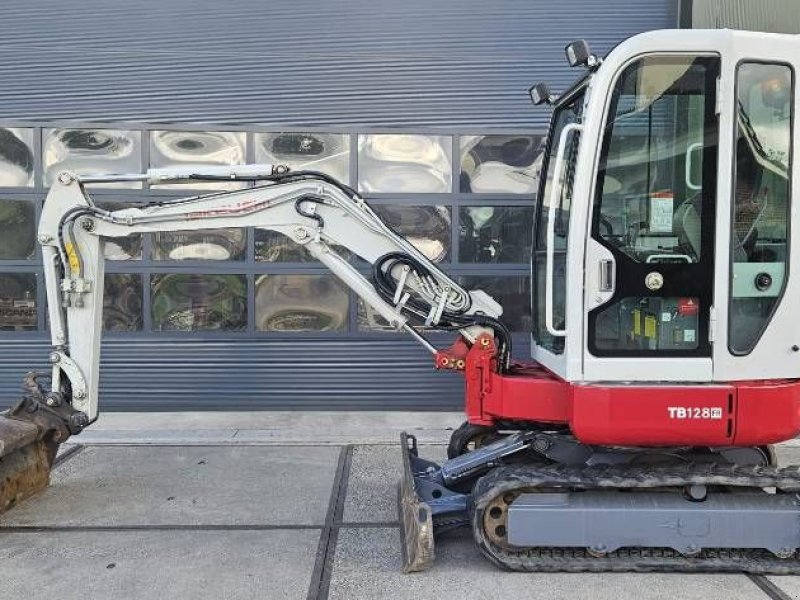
left=1, top=411, right=800, bottom=600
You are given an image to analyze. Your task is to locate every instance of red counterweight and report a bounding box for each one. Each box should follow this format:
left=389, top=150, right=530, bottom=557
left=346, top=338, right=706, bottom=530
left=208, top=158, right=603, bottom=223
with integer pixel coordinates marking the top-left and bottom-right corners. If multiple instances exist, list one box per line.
left=434, top=334, right=800, bottom=447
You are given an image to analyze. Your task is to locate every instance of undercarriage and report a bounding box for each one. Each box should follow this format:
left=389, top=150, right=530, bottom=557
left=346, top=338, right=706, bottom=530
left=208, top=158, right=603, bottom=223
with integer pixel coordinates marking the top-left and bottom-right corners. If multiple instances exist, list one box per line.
left=400, top=428, right=800, bottom=574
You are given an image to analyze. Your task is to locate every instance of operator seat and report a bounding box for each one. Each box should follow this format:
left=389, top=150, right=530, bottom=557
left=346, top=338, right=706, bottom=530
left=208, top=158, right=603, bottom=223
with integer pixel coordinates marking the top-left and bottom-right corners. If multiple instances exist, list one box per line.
left=673, top=136, right=759, bottom=263
left=673, top=194, right=702, bottom=262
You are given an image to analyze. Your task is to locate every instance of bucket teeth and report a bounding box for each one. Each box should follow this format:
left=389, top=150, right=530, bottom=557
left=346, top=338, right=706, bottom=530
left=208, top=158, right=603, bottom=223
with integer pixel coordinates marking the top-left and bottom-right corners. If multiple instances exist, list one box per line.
left=398, top=432, right=435, bottom=573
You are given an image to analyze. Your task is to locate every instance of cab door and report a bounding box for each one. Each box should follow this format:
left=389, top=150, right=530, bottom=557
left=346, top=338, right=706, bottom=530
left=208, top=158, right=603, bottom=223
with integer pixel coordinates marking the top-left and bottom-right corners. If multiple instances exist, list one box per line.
left=583, top=54, right=721, bottom=382
left=713, top=57, right=794, bottom=381
left=531, top=85, right=585, bottom=377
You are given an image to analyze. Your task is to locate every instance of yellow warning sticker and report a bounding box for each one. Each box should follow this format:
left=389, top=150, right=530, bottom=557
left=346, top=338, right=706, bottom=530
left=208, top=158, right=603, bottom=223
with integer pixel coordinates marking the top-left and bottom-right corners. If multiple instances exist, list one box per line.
left=65, top=242, right=80, bottom=274
left=644, top=315, right=657, bottom=338
left=632, top=310, right=641, bottom=336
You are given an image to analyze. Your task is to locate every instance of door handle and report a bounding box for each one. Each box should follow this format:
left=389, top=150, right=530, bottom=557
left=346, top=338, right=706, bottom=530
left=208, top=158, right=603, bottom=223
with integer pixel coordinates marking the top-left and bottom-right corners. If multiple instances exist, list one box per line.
left=685, top=142, right=703, bottom=191
left=598, top=259, right=615, bottom=292
left=545, top=122, right=582, bottom=338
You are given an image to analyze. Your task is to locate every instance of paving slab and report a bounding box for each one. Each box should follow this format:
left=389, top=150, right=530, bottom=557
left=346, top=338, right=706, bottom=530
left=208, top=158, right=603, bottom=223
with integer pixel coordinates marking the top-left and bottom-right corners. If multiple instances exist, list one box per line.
left=1, top=445, right=338, bottom=527
left=767, top=577, right=800, bottom=599
left=0, top=529, right=319, bottom=600
left=72, top=411, right=459, bottom=445
left=774, top=444, right=800, bottom=466
left=343, top=444, right=447, bottom=523
left=329, top=527, right=767, bottom=600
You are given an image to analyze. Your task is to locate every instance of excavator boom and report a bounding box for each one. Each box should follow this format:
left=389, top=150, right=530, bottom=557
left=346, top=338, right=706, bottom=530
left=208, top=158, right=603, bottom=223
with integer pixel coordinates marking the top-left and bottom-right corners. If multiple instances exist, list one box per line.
left=0, top=164, right=505, bottom=512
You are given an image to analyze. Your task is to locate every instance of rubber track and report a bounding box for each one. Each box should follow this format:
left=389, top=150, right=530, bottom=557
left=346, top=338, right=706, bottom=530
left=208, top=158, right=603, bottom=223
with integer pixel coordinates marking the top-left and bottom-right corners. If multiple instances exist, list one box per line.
left=471, top=463, right=800, bottom=573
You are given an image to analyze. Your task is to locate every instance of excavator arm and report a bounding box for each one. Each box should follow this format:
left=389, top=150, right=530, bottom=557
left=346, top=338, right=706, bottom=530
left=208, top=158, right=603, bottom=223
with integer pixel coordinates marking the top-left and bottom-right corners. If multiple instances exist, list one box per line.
left=0, top=164, right=506, bottom=512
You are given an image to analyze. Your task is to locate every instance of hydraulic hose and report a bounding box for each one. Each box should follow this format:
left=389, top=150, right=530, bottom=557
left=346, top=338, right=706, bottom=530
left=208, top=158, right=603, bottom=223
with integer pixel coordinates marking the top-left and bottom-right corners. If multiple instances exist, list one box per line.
left=371, top=252, right=512, bottom=371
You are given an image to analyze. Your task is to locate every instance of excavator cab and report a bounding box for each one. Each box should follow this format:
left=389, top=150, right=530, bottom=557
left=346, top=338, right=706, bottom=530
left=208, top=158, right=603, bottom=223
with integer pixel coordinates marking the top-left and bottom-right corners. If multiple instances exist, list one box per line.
left=531, top=30, right=796, bottom=387
left=400, top=30, right=800, bottom=573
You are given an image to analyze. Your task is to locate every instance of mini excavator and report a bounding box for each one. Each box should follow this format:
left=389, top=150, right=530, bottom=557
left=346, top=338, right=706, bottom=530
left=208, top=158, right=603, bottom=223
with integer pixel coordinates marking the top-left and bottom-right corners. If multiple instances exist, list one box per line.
left=1, top=29, right=800, bottom=573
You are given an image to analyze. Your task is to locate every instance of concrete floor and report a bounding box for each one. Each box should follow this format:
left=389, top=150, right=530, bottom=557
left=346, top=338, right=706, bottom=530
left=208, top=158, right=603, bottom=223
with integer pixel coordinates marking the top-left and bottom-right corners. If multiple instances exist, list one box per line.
left=1, top=412, right=800, bottom=600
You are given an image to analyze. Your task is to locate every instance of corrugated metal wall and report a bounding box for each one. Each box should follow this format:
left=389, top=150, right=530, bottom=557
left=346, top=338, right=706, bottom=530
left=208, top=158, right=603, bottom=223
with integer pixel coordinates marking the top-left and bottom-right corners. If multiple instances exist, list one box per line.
left=0, top=0, right=676, bottom=128
left=0, top=0, right=676, bottom=411
left=0, top=337, right=469, bottom=411
left=691, top=0, right=800, bottom=34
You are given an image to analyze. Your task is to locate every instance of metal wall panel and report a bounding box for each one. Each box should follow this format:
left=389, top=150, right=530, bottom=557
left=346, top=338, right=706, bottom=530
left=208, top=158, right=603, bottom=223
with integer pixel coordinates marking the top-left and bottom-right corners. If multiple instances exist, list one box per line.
left=0, top=0, right=675, bottom=411
left=0, top=0, right=676, bottom=129
left=691, top=0, right=800, bottom=34
left=0, top=336, right=492, bottom=411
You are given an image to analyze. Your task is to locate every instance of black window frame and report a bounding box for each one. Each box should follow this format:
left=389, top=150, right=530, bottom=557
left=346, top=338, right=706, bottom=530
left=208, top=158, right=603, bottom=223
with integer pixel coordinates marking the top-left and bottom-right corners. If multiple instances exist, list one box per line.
left=530, top=78, right=589, bottom=355
left=587, top=53, right=721, bottom=358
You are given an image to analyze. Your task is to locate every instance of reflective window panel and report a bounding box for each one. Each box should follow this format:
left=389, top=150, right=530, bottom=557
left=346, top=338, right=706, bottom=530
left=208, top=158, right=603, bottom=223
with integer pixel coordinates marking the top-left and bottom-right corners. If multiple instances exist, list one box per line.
left=356, top=298, right=439, bottom=332
left=44, top=129, right=142, bottom=188
left=255, top=274, right=348, bottom=332
left=0, top=273, right=36, bottom=330
left=254, top=229, right=352, bottom=263
left=149, top=131, right=246, bottom=190
left=255, top=133, right=349, bottom=183
left=0, top=128, right=34, bottom=187
left=458, top=276, right=531, bottom=332
left=0, top=199, right=35, bottom=259
left=152, top=229, right=246, bottom=261
left=356, top=299, right=396, bottom=332
left=459, top=206, right=534, bottom=263
left=729, top=62, right=793, bottom=354
left=369, top=204, right=451, bottom=262
left=151, top=274, right=247, bottom=331
left=358, top=134, right=452, bottom=193
left=103, top=273, right=143, bottom=331
left=460, top=135, right=543, bottom=194
left=95, top=202, right=144, bottom=260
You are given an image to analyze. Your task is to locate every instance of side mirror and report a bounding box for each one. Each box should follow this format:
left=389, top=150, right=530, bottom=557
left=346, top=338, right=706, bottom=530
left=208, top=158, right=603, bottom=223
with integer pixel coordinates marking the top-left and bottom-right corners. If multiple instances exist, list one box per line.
left=529, top=83, right=553, bottom=106
left=565, top=40, right=592, bottom=68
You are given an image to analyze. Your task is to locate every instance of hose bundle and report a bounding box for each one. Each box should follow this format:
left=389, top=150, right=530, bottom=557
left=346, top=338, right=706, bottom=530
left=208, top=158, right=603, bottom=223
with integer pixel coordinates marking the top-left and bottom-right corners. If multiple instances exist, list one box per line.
left=371, top=252, right=512, bottom=371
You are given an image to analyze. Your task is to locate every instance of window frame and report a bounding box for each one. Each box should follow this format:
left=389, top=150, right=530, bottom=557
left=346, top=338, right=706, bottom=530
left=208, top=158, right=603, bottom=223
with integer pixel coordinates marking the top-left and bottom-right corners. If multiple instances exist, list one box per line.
left=530, top=80, right=589, bottom=355
left=0, top=126, right=540, bottom=340
left=727, top=59, right=795, bottom=356
left=587, top=53, right=721, bottom=358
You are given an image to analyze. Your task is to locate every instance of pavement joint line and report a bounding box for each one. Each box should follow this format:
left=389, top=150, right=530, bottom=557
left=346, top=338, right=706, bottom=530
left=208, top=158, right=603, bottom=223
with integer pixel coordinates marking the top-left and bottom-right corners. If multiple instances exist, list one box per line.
left=335, top=521, right=399, bottom=528
left=307, top=444, right=353, bottom=600
left=52, top=444, right=84, bottom=469
left=747, top=574, right=795, bottom=600
left=67, top=441, right=451, bottom=448
left=0, top=524, right=324, bottom=533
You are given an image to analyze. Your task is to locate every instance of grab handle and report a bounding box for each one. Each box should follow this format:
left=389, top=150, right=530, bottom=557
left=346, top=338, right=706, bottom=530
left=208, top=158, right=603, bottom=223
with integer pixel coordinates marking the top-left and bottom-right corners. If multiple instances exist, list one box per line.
left=685, top=142, right=703, bottom=191
left=545, top=122, right=582, bottom=337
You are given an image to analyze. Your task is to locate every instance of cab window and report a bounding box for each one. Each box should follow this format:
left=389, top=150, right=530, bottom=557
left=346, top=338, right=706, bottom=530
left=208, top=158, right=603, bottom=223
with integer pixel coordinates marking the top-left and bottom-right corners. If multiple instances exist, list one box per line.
left=729, top=62, right=793, bottom=354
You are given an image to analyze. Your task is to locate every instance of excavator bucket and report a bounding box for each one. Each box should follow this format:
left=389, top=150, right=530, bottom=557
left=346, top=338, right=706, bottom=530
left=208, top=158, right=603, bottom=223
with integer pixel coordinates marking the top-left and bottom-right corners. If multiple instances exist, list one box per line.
left=0, top=373, right=84, bottom=515
left=0, top=415, right=55, bottom=514
left=398, top=432, right=435, bottom=572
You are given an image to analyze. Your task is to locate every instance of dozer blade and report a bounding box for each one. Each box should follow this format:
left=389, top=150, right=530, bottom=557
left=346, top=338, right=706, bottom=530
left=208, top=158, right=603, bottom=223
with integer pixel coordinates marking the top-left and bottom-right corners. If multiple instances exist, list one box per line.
left=0, top=416, right=55, bottom=514
left=398, top=432, right=435, bottom=573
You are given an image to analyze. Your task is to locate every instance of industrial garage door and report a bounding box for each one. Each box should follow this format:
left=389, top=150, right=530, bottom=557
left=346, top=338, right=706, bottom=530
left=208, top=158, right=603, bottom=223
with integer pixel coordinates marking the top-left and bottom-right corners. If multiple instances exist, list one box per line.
left=0, top=0, right=677, bottom=410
